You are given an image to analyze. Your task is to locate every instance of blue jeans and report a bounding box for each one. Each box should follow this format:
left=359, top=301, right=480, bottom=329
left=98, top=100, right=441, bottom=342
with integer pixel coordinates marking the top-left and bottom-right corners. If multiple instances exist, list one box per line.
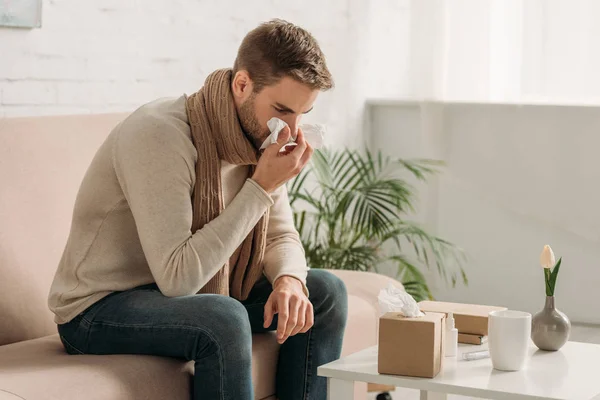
left=57, top=269, right=348, bottom=400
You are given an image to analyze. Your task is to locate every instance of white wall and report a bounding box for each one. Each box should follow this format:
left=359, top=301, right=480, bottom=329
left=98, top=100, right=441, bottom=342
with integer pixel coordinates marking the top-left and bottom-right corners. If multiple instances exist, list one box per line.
left=438, top=104, right=600, bottom=324
left=366, top=0, right=600, bottom=104
left=0, top=0, right=386, bottom=148
left=364, top=0, right=600, bottom=324
left=522, top=0, right=600, bottom=103
left=369, top=101, right=600, bottom=324
left=362, top=0, right=412, bottom=99
left=5, top=1, right=597, bottom=134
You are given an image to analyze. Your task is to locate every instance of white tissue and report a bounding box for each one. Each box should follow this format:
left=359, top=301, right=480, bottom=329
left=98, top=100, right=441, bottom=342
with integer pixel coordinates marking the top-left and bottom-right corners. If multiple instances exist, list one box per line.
left=300, top=124, right=325, bottom=149
left=378, top=283, right=425, bottom=317
left=260, top=117, right=325, bottom=150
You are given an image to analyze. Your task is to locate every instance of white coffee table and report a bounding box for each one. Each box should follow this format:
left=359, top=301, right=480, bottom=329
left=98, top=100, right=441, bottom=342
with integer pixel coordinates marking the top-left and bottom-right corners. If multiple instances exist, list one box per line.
left=318, top=341, right=600, bottom=400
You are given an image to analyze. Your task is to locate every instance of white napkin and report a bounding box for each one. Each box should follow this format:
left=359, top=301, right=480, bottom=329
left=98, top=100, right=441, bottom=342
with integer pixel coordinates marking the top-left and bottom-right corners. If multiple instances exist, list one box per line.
left=378, top=283, right=425, bottom=317
left=259, top=117, right=326, bottom=150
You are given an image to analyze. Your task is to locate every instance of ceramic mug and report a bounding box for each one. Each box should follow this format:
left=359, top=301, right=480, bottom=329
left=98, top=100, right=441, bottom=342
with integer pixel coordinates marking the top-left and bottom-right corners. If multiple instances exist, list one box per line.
left=488, top=310, right=532, bottom=371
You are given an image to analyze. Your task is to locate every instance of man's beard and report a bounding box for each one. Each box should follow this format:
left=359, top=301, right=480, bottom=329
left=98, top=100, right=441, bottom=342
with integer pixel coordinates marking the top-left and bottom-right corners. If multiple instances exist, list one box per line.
left=238, top=93, right=270, bottom=149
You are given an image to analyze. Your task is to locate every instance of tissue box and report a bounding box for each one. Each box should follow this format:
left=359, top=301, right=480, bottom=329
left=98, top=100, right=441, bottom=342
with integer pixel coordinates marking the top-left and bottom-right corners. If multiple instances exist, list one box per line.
left=418, top=301, right=506, bottom=336
left=378, top=312, right=446, bottom=378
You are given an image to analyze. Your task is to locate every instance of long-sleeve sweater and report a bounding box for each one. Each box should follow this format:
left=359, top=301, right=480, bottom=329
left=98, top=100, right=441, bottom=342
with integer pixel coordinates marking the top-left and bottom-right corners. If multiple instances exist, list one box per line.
left=47, top=95, right=308, bottom=325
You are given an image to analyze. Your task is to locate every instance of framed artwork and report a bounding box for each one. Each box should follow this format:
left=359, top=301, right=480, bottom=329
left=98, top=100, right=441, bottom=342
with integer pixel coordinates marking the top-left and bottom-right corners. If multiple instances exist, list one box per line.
left=0, top=0, right=42, bottom=28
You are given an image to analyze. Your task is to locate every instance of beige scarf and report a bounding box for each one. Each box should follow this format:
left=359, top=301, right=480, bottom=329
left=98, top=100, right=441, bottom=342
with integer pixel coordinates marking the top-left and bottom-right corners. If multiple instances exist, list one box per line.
left=185, top=69, right=269, bottom=300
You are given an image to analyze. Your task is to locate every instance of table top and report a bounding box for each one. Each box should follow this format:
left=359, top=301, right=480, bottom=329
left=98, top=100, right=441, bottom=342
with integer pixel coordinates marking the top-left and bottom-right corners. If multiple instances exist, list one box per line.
left=317, top=341, right=600, bottom=400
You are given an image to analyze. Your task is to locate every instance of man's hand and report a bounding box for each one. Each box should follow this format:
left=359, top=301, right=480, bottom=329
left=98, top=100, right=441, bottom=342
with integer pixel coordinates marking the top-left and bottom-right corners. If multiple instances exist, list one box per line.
left=252, top=127, right=313, bottom=194
left=263, top=276, right=314, bottom=344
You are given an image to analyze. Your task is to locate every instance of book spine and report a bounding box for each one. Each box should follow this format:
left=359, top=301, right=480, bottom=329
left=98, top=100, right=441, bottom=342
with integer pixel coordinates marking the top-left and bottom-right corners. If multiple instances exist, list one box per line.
left=458, top=333, right=485, bottom=345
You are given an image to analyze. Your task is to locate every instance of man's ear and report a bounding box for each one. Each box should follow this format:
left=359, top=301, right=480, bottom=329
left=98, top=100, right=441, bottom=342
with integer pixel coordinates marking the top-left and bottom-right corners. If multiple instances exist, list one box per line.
left=232, top=70, right=254, bottom=102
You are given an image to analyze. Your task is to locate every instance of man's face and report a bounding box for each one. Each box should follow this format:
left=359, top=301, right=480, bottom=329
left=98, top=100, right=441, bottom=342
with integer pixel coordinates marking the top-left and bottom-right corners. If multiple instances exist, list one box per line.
left=235, top=74, right=319, bottom=149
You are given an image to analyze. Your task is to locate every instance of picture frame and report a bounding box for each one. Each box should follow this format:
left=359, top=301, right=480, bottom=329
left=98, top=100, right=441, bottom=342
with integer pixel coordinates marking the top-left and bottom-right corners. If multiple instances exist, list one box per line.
left=0, top=0, right=42, bottom=29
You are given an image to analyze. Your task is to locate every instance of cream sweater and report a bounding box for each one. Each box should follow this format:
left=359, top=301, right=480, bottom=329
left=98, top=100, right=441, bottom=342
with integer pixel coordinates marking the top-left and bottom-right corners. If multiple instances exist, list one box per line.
left=48, top=96, right=308, bottom=325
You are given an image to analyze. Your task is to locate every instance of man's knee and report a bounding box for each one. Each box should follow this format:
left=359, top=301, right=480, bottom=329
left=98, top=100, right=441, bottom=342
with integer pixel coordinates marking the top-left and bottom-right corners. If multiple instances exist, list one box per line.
left=187, top=295, right=252, bottom=356
left=202, top=295, right=251, bottom=335
left=306, top=270, right=348, bottom=323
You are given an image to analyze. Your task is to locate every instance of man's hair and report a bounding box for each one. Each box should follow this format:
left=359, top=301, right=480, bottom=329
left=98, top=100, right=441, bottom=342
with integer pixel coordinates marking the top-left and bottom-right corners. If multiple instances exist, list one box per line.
left=233, top=19, right=334, bottom=92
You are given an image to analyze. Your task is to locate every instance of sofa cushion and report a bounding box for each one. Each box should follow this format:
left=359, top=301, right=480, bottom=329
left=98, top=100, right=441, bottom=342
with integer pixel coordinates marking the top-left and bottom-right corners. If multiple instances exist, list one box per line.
left=0, top=114, right=126, bottom=346
left=0, top=332, right=279, bottom=400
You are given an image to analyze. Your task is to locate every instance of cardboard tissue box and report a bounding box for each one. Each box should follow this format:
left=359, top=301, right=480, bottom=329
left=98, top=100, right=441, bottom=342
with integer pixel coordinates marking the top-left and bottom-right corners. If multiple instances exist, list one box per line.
left=378, top=311, right=446, bottom=378
left=418, top=301, right=506, bottom=336
left=376, top=284, right=446, bottom=378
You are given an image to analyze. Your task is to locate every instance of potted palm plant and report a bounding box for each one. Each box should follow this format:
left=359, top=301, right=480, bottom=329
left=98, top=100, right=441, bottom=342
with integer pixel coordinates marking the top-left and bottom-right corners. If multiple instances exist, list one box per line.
left=287, top=148, right=466, bottom=301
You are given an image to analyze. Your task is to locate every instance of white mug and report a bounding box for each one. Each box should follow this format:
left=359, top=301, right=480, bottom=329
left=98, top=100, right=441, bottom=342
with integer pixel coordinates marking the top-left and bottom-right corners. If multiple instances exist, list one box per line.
left=488, top=310, right=532, bottom=371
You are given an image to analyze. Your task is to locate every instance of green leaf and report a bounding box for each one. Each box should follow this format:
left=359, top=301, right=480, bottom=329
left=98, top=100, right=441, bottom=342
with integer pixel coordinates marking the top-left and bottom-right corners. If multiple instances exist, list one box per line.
left=288, top=168, right=311, bottom=205
left=335, top=153, right=362, bottom=189
left=395, top=159, right=443, bottom=181
left=549, top=257, right=562, bottom=296
left=297, top=210, right=306, bottom=236
left=390, top=255, right=427, bottom=285
left=402, top=280, right=432, bottom=302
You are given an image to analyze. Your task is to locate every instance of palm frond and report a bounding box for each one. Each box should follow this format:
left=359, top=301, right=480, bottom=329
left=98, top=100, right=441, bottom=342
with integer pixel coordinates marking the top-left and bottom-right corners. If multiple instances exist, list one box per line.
left=394, top=159, right=444, bottom=181
left=382, top=221, right=467, bottom=286
left=287, top=148, right=467, bottom=297
left=288, top=167, right=311, bottom=206
left=402, top=281, right=432, bottom=302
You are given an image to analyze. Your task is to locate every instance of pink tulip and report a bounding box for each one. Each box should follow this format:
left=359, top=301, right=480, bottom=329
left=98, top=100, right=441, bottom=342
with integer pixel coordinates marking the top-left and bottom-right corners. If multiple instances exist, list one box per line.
left=540, top=245, right=556, bottom=269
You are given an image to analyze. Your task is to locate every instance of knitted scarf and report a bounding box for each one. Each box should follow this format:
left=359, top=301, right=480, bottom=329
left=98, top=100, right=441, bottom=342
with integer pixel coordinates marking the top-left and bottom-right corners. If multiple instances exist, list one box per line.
left=185, top=69, right=268, bottom=300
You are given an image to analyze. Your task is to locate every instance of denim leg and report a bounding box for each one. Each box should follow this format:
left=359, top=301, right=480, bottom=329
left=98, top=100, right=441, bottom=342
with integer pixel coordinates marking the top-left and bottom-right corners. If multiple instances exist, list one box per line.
left=243, top=270, right=349, bottom=400
left=57, top=284, right=253, bottom=400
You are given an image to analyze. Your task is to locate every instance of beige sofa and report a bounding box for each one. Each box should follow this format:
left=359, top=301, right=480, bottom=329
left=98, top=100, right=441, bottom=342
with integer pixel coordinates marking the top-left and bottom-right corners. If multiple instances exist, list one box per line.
left=0, top=114, right=402, bottom=400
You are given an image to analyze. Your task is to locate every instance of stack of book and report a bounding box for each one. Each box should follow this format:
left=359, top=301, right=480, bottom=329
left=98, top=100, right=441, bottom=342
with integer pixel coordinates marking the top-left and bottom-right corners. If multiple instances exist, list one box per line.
left=458, top=332, right=487, bottom=345
left=418, top=301, right=507, bottom=346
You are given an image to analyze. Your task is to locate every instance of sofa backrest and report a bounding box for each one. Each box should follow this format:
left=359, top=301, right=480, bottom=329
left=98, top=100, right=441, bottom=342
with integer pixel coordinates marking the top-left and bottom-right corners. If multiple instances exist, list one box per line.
left=0, top=113, right=126, bottom=346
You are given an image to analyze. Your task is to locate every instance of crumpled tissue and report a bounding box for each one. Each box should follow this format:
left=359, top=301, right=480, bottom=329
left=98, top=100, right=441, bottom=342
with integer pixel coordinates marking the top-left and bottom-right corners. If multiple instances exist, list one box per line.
left=260, top=117, right=326, bottom=150
left=378, top=283, right=425, bottom=317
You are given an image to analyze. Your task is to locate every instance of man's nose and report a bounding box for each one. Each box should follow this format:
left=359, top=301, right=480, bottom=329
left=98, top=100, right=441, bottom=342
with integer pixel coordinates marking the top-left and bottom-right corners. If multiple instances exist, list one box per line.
left=282, top=115, right=301, bottom=138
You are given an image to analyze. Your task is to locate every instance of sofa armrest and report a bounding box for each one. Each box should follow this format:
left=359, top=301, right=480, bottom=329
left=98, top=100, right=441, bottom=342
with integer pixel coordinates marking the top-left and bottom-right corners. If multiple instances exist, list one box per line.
left=324, top=269, right=403, bottom=355
left=326, top=269, right=403, bottom=312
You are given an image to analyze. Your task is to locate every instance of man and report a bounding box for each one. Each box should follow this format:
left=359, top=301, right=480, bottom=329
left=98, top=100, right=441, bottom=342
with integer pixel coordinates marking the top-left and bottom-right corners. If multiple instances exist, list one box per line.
left=47, top=19, right=347, bottom=400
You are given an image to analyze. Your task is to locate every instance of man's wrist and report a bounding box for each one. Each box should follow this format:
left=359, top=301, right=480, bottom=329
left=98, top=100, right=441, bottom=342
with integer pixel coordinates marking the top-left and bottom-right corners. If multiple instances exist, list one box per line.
left=274, top=275, right=303, bottom=289
left=250, top=175, right=273, bottom=194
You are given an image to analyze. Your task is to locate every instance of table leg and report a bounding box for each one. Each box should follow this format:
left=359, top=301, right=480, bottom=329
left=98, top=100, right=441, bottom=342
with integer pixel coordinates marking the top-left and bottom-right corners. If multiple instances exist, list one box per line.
left=327, top=378, right=355, bottom=400
left=420, top=390, right=447, bottom=400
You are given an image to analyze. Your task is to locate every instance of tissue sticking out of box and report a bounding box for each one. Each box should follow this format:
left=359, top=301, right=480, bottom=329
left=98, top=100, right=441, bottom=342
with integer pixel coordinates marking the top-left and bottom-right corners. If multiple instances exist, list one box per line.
left=378, top=283, right=425, bottom=318
left=260, top=117, right=325, bottom=150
